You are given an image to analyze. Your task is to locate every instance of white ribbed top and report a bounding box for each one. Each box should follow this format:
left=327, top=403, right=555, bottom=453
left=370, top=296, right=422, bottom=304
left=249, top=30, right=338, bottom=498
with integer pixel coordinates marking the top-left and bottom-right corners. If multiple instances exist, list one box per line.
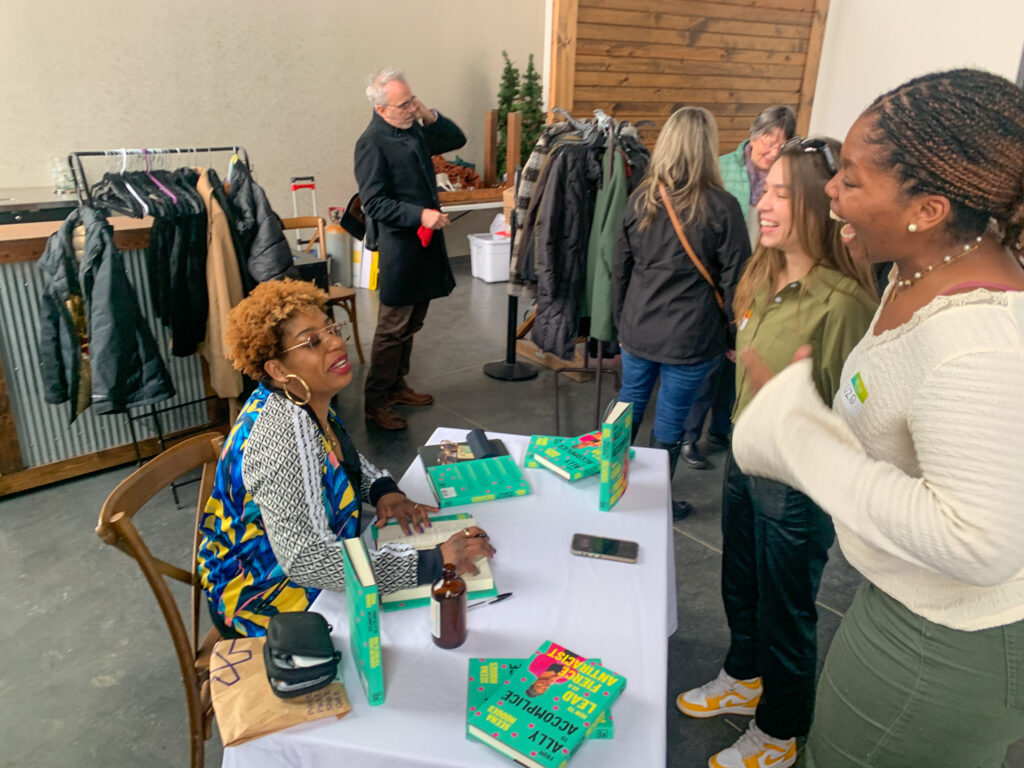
left=733, top=289, right=1024, bottom=631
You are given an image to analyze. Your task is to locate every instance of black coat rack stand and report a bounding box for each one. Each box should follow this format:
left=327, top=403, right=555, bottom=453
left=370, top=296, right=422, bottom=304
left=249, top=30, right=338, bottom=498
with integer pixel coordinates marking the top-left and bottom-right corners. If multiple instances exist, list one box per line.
left=483, top=174, right=538, bottom=382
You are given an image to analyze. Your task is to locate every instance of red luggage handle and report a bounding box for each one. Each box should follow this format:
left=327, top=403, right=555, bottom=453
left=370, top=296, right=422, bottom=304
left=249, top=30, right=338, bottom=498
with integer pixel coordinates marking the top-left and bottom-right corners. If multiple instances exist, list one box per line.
left=291, top=182, right=316, bottom=191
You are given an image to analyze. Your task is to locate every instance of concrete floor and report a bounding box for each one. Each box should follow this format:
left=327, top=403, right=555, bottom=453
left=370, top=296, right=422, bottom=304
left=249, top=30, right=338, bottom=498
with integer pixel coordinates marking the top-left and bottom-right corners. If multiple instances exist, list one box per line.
left=2, top=256, right=1021, bottom=767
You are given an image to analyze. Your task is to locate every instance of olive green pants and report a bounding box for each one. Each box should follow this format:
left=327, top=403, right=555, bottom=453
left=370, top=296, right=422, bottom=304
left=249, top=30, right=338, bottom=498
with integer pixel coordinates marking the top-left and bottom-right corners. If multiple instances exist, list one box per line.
left=806, top=581, right=1024, bottom=767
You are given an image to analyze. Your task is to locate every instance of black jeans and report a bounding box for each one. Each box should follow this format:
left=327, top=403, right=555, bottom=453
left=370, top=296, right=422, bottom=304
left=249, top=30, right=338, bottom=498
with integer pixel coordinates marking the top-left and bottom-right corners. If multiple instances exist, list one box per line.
left=364, top=301, right=430, bottom=410
left=683, top=355, right=735, bottom=443
left=721, top=450, right=835, bottom=739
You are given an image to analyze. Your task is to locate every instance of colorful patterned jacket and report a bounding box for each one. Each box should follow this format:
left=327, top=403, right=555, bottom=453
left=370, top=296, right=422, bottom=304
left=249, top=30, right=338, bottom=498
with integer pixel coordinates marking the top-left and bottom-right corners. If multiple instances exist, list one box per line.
left=197, top=385, right=440, bottom=636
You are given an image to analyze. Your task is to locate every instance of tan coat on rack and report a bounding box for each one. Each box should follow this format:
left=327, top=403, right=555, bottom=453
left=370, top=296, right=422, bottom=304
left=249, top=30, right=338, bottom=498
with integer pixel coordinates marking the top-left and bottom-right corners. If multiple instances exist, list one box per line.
left=196, top=170, right=243, bottom=402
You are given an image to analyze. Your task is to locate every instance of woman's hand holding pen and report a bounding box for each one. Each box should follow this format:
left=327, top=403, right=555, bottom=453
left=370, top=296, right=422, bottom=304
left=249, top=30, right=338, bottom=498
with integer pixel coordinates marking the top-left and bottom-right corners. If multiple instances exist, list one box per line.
left=439, top=526, right=496, bottom=577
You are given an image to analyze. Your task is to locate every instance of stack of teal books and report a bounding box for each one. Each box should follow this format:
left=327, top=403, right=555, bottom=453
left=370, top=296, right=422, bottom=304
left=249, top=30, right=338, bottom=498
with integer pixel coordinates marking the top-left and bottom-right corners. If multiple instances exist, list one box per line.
left=465, top=640, right=625, bottom=768
left=523, top=403, right=636, bottom=512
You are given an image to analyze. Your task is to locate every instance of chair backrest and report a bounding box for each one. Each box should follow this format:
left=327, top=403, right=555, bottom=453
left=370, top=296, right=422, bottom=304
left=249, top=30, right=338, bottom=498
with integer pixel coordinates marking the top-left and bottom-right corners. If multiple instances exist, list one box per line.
left=280, top=216, right=327, bottom=259
left=96, top=431, right=225, bottom=768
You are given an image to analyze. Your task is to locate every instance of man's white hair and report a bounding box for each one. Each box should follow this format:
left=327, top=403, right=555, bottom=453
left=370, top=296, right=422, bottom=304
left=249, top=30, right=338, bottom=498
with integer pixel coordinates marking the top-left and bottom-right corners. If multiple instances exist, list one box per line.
left=366, top=68, right=407, bottom=107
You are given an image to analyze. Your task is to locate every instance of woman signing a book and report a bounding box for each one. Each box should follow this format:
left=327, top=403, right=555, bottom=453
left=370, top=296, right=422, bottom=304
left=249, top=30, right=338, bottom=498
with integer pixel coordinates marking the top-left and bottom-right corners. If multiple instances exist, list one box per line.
left=197, top=280, right=495, bottom=637
left=676, top=138, right=877, bottom=768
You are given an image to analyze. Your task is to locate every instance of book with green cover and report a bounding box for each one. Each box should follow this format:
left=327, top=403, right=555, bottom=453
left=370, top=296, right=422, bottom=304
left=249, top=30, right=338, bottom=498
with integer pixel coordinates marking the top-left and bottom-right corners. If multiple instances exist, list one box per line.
left=525, top=432, right=636, bottom=480
left=341, top=537, right=385, bottom=706
left=598, top=402, right=633, bottom=511
left=529, top=436, right=601, bottom=482
left=466, top=640, right=626, bottom=768
left=426, top=454, right=530, bottom=508
left=523, top=435, right=575, bottom=469
left=371, top=513, right=499, bottom=611
left=466, top=658, right=614, bottom=741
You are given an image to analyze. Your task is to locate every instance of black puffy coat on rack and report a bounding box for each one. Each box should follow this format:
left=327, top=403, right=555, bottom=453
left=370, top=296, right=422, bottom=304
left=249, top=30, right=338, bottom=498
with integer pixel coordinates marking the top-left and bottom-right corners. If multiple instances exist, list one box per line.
left=37, top=206, right=176, bottom=423
left=225, top=160, right=300, bottom=284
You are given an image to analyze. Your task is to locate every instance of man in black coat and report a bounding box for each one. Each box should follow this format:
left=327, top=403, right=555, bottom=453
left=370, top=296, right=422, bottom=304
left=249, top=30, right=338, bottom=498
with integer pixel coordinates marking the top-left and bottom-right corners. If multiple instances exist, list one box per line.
left=355, top=68, right=466, bottom=430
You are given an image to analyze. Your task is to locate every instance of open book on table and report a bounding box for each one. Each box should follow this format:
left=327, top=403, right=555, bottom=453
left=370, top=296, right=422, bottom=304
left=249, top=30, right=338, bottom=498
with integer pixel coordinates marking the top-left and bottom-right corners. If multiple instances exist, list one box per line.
left=371, top=512, right=498, bottom=611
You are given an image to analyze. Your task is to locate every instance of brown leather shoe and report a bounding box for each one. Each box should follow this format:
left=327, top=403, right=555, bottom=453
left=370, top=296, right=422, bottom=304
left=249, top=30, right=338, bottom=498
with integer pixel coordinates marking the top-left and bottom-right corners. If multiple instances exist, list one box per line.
left=389, top=387, right=434, bottom=407
left=365, top=405, right=408, bottom=430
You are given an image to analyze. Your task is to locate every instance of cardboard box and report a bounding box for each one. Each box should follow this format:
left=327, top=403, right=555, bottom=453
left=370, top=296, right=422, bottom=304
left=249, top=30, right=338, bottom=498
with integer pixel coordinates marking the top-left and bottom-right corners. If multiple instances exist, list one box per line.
left=502, top=186, right=515, bottom=229
left=467, top=233, right=510, bottom=283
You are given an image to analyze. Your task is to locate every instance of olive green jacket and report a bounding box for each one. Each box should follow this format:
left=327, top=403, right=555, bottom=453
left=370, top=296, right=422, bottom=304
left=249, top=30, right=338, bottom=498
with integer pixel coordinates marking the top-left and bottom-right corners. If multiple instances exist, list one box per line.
left=734, top=267, right=878, bottom=421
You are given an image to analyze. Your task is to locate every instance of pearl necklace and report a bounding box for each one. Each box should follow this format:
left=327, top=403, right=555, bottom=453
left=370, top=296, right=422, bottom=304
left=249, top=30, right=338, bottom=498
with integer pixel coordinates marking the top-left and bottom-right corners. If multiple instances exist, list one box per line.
left=890, top=236, right=984, bottom=304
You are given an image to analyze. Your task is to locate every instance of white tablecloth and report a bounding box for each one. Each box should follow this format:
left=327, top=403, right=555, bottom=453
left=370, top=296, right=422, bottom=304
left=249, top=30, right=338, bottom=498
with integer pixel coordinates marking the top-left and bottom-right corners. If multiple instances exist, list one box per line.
left=223, top=428, right=676, bottom=768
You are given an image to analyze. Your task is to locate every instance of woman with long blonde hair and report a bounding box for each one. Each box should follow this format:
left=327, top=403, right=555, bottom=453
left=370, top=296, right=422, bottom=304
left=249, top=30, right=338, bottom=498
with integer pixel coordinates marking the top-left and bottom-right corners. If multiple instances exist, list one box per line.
left=676, top=138, right=877, bottom=768
left=612, top=106, right=750, bottom=519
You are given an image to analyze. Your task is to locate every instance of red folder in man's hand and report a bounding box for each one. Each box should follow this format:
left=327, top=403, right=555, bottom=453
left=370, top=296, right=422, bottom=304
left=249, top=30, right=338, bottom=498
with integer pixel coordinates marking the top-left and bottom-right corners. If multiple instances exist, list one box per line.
left=417, top=226, right=434, bottom=248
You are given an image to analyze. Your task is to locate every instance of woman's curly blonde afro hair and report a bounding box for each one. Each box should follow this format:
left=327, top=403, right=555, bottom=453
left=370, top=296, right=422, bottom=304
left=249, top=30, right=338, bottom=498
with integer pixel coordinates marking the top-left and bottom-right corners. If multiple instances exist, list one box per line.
left=223, top=279, right=329, bottom=381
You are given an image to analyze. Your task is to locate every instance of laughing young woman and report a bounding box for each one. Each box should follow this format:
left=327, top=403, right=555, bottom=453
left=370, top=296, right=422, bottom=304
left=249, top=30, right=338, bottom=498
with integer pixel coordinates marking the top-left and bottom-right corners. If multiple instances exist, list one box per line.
left=197, top=279, right=494, bottom=637
left=675, top=138, right=877, bottom=768
left=732, top=69, right=1024, bottom=766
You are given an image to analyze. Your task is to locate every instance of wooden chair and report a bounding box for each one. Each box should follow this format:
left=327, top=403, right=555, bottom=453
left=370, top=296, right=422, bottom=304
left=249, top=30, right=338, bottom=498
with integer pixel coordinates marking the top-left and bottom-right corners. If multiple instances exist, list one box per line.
left=96, top=432, right=226, bottom=768
left=280, top=215, right=366, bottom=364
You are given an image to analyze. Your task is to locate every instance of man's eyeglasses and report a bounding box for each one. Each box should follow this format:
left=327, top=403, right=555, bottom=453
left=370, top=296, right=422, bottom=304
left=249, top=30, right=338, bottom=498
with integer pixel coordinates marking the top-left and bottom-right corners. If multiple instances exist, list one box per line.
left=385, top=96, right=417, bottom=112
left=280, top=322, right=351, bottom=355
left=783, top=137, right=838, bottom=176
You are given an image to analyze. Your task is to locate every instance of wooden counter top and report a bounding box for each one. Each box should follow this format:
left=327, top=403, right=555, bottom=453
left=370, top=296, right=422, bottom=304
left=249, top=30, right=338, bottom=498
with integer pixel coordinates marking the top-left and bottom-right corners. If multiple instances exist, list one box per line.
left=0, top=217, right=153, bottom=264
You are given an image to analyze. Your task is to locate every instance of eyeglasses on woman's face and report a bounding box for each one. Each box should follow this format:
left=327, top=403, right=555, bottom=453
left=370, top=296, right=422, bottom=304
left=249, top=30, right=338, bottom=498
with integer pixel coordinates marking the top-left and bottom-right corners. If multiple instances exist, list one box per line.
left=784, top=137, right=839, bottom=176
left=280, top=321, right=351, bottom=355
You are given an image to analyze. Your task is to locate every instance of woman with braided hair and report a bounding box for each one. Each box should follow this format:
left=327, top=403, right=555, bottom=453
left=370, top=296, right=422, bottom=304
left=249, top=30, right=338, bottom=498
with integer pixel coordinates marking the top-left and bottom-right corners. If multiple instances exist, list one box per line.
left=731, top=68, right=1024, bottom=766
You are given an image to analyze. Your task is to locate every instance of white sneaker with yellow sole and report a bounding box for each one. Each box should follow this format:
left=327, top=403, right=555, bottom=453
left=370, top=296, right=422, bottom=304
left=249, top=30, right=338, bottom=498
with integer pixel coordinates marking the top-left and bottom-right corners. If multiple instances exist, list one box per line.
left=708, top=720, right=796, bottom=768
left=676, top=668, right=762, bottom=718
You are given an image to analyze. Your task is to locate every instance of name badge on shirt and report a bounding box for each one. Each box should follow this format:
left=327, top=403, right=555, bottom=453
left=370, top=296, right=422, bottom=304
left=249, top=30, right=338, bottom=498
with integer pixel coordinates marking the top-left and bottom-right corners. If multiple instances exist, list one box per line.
left=839, top=372, right=869, bottom=418
left=738, top=310, right=751, bottom=331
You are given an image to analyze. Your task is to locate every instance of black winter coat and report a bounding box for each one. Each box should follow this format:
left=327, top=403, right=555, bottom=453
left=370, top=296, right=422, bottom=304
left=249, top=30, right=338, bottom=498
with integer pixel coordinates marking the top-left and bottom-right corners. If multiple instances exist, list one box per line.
left=613, top=186, right=750, bottom=365
left=38, top=207, right=176, bottom=422
left=529, top=143, right=602, bottom=359
left=354, top=111, right=466, bottom=306
left=225, top=162, right=300, bottom=284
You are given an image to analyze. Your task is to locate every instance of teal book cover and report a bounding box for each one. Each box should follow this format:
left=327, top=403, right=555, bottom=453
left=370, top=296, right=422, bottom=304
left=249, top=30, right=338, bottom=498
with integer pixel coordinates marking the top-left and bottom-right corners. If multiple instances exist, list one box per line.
left=467, top=657, right=614, bottom=741
left=426, top=454, right=531, bottom=508
left=523, top=435, right=575, bottom=469
left=467, top=640, right=626, bottom=767
left=341, top=537, right=385, bottom=705
left=525, top=432, right=635, bottom=480
left=598, top=402, right=633, bottom=511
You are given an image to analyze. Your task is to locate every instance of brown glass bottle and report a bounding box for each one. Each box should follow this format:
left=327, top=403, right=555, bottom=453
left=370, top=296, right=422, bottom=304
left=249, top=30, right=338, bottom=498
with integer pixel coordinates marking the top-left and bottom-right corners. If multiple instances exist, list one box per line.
left=431, top=563, right=467, bottom=649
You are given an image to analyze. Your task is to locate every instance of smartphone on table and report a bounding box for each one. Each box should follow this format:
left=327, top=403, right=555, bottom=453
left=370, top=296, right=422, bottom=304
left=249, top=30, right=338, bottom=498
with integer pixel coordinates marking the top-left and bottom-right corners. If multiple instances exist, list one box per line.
left=571, top=533, right=639, bottom=564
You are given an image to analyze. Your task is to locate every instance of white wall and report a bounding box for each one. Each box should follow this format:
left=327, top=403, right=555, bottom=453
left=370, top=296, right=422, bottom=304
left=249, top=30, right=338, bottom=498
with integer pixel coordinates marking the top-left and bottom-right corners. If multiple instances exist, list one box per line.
left=809, top=0, right=1024, bottom=142
left=0, top=0, right=545, bottom=246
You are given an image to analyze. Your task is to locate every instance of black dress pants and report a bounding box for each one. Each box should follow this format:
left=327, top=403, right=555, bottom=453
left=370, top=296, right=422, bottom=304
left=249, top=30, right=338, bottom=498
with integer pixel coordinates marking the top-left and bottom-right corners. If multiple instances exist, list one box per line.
left=364, top=301, right=430, bottom=410
left=721, top=449, right=835, bottom=739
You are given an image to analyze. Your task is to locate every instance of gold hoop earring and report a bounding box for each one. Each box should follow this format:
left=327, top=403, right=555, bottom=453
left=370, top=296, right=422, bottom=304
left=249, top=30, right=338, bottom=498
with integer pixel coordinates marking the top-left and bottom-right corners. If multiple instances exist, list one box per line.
left=283, top=374, right=311, bottom=406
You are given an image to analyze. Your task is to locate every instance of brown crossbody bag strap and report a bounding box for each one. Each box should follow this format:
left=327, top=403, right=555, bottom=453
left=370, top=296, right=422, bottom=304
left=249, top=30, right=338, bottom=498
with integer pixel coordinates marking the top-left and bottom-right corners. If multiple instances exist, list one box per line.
left=659, top=182, right=725, bottom=309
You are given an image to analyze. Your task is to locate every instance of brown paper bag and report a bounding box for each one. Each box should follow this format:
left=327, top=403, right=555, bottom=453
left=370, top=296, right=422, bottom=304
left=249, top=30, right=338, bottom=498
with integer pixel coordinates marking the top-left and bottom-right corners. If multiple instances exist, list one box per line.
left=210, top=636, right=351, bottom=747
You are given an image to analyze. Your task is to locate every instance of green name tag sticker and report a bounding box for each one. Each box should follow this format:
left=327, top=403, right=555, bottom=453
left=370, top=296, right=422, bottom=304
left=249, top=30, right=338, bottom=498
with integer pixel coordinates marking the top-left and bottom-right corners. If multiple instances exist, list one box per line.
left=839, top=372, right=868, bottom=417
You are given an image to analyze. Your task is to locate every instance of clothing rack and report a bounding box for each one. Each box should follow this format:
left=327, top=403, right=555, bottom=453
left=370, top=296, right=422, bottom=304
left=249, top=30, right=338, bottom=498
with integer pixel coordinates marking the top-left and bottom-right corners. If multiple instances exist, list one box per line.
left=64, top=145, right=242, bottom=500
left=67, top=145, right=250, bottom=207
left=512, top=109, right=636, bottom=432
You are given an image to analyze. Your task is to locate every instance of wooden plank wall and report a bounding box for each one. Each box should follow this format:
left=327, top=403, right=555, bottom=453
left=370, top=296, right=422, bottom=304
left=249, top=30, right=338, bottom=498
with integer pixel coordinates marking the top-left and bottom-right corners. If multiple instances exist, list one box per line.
left=550, top=0, right=830, bottom=154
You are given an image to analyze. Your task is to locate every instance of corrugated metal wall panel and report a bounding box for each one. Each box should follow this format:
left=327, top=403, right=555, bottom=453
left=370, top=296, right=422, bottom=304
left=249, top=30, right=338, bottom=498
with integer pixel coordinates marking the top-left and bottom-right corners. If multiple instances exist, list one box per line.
left=0, top=248, right=210, bottom=469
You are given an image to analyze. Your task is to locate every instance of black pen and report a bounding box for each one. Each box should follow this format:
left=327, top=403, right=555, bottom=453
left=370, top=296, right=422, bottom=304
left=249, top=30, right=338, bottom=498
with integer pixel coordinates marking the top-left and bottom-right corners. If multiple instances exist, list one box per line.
left=467, top=592, right=513, bottom=610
